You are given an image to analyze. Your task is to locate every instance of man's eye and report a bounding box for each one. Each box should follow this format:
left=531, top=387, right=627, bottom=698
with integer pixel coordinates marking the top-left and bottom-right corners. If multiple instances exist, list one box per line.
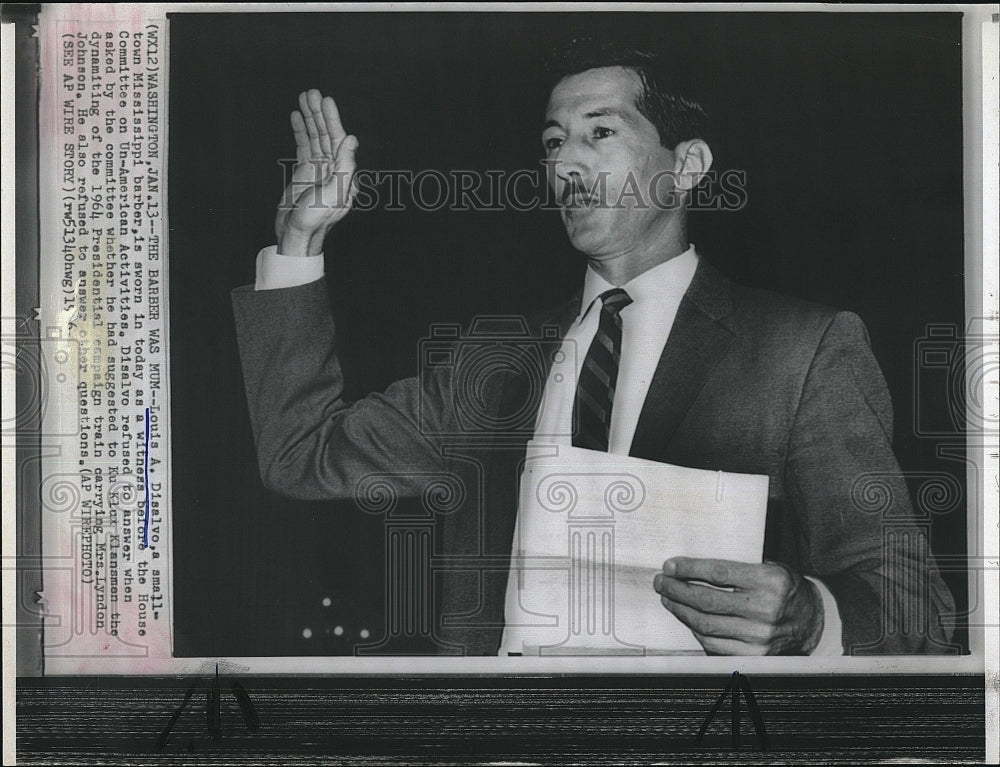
left=544, top=136, right=564, bottom=151
left=594, top=127, right=614, bottom=139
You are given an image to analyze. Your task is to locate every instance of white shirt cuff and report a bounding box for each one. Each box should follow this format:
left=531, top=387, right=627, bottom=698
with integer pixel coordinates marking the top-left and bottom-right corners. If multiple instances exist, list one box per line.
left=254, top=244, right=325, bottom=291
left=806, top=576, right=845, bottom=655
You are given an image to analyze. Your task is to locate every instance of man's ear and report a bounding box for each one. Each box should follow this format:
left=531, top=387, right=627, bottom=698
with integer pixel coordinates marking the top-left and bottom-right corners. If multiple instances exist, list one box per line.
left=672, top=139, right=714, bottom=192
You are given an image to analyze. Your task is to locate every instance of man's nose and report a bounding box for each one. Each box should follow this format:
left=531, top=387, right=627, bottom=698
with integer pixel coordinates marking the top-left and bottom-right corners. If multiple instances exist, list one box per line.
left=547, top=154, right=593, bottom=202
left=550, top=136, right=592, bottom=180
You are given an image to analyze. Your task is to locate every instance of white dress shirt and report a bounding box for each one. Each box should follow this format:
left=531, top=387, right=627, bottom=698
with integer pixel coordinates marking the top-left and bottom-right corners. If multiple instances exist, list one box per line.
left=254, top=245, right=324, bottom=291
left=531, top=246, right=699, bottom=452
left=255, top=244, right=843, bottom=655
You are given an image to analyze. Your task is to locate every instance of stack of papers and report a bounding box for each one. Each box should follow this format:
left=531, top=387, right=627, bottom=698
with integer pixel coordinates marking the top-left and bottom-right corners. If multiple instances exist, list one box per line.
left=502, top=442, right=770, bottom=655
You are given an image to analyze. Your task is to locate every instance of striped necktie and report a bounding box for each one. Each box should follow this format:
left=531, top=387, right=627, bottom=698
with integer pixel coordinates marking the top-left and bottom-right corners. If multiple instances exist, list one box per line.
left=572, top=288, right=633, bottom=452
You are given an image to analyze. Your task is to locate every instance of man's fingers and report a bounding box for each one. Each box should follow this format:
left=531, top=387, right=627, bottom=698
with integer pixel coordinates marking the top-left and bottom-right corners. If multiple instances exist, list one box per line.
left=653, top=574, right=743, bottom=615
left=660, top=596, right=774, bottom=644
left=334, top=134, right=359, bottom=175
left=298, top=90, right=323, bottom=157
left=321, top=96, right=347, bottom=147
left=309, top=91, right=333, bottom=158
left=312, top=135, right=359, bottom=211
left=290, top=90, right=350, bottom=169
left=290, top=110, right=310, bottom=161
left=662, top=557, right=772, bottom=589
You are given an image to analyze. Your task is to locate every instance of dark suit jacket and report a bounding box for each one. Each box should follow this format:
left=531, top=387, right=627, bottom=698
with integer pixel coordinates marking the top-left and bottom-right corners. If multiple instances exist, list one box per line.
left=231, top=258, right=956, bottom=655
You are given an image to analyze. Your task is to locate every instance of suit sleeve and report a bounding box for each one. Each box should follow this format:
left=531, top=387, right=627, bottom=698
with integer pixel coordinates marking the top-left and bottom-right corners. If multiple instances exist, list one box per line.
left=231, top=278, right=459, bottom=501
left=784, top=311, right=957, bottom=654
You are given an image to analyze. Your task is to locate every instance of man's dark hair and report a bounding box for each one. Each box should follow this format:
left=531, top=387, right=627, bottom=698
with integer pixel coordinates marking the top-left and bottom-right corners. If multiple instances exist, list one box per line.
left=544, top=38, right=709, bottom=149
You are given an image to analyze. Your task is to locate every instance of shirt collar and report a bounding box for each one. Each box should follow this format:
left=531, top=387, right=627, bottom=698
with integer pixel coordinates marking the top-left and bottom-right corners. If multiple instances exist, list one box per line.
left=577, top=244, right=699, bottom=323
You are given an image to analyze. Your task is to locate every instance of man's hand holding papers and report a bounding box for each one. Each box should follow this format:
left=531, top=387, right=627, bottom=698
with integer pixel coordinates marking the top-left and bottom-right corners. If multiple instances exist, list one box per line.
left=654, top=557, right=824, bottom=655
left=502, top=442, right=815, bottom=656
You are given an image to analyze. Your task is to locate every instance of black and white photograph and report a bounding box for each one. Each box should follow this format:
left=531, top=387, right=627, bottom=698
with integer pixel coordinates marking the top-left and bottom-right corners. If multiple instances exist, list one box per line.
left=171, top=10, right=972, bottom=660
left=6, top=3, right=997, bottom=763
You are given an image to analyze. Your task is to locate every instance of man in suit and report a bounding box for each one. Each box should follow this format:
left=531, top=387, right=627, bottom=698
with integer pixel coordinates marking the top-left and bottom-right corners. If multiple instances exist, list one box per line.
left=232, top=41, right=955, bottom=655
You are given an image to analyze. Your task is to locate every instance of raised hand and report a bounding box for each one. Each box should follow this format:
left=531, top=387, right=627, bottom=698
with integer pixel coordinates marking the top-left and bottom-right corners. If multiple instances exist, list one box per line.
left=275, top=89, right=359, bottom=257
left=653, top=557, right=825, bottom=655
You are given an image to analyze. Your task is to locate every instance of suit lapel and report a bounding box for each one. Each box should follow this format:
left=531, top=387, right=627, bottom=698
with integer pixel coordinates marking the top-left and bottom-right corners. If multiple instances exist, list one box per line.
left=629, top=259, right=737, bottom=462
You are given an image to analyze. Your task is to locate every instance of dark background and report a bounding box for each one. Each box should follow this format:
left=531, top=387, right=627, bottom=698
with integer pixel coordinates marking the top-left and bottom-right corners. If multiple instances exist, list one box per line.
left=168, top=12, right=968, bottom=657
